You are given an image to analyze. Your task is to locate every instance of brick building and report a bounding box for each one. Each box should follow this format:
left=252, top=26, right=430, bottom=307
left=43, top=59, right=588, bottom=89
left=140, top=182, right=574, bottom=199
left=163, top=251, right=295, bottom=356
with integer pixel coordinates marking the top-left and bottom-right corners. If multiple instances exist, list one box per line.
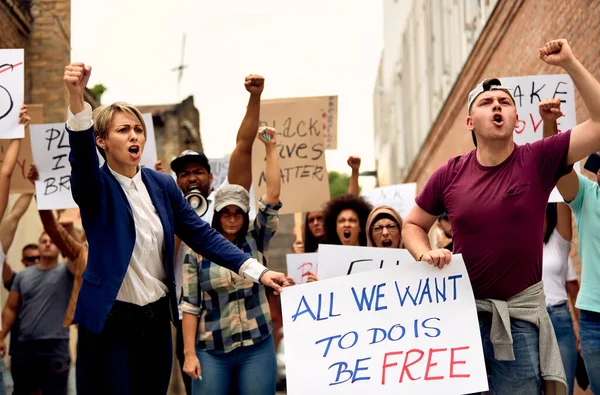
left=137, top=95, right=203, bottom=171
left=400, top=3, right=599, bottom=393
left=1, top=0, right=71, bottom=122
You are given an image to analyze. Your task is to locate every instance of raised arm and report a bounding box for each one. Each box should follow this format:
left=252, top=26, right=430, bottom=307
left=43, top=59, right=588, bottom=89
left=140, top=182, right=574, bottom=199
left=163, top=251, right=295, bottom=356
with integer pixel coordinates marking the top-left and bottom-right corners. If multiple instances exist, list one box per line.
left=64, top=62, right=104, bottom=208
left=539, top=40, right=600, bottom=164
left=228, top=75, right=264, bottom=191
left=258, top=127, right=280, bottom=204
left=539, top=98, right=579, bottom=201
left=0, top=105, right=30, bottom=218
left=0, top=192, right=33, bottom=253
left=347, top=156, right=361, bottom=196
left=27, top=164, right=81, bottom=271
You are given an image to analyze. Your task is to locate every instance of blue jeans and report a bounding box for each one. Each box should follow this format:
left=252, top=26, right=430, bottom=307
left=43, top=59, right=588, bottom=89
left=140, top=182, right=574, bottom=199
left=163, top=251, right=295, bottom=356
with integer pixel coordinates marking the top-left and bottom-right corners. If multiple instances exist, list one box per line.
left=0, top=358, right=6, bottom=395
left=547, top=303, right=577, bottom=395
left=478, top=313, right=542, bottom=395
left=192, top=335, right=276, bottom=395
left=580, top=309, right=600, bottom=393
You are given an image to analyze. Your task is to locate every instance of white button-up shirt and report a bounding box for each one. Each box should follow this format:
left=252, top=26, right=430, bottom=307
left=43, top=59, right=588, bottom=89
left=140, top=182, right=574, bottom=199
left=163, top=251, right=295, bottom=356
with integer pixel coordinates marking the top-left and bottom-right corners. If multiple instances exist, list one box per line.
left=108, top=167, right=168, bottom=306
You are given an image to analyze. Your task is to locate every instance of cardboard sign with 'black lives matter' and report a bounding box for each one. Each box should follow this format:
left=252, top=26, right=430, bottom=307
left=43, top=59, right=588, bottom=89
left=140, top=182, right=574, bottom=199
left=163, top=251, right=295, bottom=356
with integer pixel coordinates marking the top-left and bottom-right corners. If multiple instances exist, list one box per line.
left=252, top=96, right=335, bottom=215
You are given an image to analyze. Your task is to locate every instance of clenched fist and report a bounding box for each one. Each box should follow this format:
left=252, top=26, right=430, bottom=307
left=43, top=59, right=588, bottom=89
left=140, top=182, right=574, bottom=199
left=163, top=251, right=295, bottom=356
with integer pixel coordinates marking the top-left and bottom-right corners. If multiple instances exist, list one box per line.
left=539, top=39, right=576, bottom=68
left=538, top=98, right=564, bottom=122
left=347, top=156, right=361, bottom=171
left=245, top=74, right=264, bottom=96
left=64, top=62, right=92, bottom=98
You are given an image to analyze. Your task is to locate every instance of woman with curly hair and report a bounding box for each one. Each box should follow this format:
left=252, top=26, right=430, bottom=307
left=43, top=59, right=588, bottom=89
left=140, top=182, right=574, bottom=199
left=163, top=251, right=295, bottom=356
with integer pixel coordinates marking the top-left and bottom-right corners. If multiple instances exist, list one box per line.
left=323, top=194, right=373, bottom=247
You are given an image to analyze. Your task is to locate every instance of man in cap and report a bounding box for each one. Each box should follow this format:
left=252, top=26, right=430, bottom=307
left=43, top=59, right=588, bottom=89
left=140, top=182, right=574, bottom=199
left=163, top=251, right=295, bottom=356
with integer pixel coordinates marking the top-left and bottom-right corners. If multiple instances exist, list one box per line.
left=403, top=39, right=600, bottom=393
left=160, top=75, right=265, bottom=395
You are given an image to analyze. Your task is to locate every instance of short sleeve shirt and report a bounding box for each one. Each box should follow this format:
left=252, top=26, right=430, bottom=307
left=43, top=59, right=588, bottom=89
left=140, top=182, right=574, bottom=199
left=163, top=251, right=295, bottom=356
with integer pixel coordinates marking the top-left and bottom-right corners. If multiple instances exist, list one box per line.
left=416, top=131, right=572, bottom=300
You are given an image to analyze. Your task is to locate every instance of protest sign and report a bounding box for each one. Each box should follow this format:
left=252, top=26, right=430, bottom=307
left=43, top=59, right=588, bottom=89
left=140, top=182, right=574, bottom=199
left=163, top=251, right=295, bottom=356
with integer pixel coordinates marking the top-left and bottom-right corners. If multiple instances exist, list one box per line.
left=208, top=157, right=230, bottom=189
left=0, top=49, right=25, bottom=139
left=140, top=113, right=158, bottom=169
left=252, top=96, right=334, bottom=215
left=317, top=244, right=414, bottom=280
left=286, top=253, right=318, bottom=284
left=502, top=74, right=578, bottom=202
left=362, top=183, right=417, bottom=219
left=281, top=252, right=488, bottom=395
left=30, top=123, right=77, bottom=210
left=0, top=105, right=42, bottom=193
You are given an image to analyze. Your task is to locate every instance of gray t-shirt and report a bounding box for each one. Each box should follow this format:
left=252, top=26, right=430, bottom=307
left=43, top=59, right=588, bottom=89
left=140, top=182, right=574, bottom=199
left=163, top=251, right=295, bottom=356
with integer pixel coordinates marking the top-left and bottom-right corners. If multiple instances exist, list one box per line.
left=12, top=263, right=73, bottom=341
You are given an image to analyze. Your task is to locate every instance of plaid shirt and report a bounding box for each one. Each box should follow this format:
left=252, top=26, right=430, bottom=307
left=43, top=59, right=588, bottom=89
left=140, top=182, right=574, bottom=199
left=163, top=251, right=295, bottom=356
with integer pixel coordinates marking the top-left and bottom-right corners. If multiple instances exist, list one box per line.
left=181, top=198, right=281, bottom=354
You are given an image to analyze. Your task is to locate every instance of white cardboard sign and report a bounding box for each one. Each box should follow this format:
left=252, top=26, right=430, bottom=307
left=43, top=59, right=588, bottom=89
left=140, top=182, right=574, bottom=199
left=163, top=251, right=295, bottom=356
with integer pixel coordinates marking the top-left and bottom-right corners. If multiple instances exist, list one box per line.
left=30, top=123, right=77, bottom=209
left=317, top=244, right=414, bottom=280
left=281, top=252, right=488, bottom=395
left=502, top=74, right=578, bottom=202
left=361, top=183, right=417, bottom=220
left=0, top=49, right=25, bottom=139
left=286, top=253, right=318, bottom=284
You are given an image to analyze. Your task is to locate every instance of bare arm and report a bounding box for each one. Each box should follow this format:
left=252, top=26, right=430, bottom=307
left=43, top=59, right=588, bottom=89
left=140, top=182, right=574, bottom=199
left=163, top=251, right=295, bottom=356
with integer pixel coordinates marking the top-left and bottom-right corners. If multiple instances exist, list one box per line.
left=0, top=193, right=33, bottom=253
left=556, top=203, right=573, bottom=241
left=2, top=263, right=15, bottom=291
left=402, top=204, right=451, bottom=268
left=0, top=291, right=20, bottom=339
left=539, top=40, right=600, bottom=164
left=347, top=156, right=361, bottom=196
left=539, top=98, right=580, bottom=201
left=0, top=106, right=30, bottom=218
left=259, top=128, right=281, bottom=205
left=181, top=312, right=201, bottom=379
left=566, top=280, right=580, bottom=322
left=228, top=75, right=264, bottom=191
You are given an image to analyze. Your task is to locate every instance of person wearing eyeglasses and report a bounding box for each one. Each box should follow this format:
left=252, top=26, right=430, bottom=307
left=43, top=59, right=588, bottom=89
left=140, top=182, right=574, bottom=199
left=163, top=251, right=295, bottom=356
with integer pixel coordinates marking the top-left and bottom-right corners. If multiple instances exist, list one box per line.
left=366, top=206, right=403, bottom=249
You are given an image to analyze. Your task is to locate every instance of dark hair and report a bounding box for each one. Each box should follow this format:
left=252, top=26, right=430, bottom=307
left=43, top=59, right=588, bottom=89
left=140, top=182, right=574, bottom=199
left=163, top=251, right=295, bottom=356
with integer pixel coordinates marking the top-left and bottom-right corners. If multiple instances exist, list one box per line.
left=544, top=203, right=558, bottom=244
left=323, top=194, right=373, bottom=246
left=22, top=243, right=39, bottom=254
left=471, top=130, right=477, bottom=147
left=211, top=209, right=250, bottom=248
left=304, top=211, right=324, bottom=253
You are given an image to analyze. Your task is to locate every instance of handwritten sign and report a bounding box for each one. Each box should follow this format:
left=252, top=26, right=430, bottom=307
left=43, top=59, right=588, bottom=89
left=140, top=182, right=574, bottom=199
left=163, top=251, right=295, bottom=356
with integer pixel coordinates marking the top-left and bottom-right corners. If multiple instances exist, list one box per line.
left=0, top=105, right=42, bottom=193
left=362, top=183, right=417, bottom=219
left=502, top=74, right=578, bottom=202
left=281, top=253, right=487, bottom=395
left=30, top=123, right=77, bottom=210
left=208, top=157, right=230, bottom=189
left=286, top=253, right=318, bottom=284
left=0, top=49, right=25, bottom=139
left=253, top=96, right=334, bottom=215
left=317, top=244, right=414, bottom=280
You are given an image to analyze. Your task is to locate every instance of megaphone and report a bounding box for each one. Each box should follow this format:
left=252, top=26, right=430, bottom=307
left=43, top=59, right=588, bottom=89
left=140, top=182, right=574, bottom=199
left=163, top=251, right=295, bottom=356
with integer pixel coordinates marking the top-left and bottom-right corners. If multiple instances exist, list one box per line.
left=185, top=189, right=209, bottom=218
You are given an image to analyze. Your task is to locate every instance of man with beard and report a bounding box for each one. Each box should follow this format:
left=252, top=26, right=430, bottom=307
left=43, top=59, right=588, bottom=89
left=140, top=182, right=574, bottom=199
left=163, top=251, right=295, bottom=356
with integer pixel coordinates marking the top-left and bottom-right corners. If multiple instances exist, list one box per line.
left=161, top=75, right=265, bottom=395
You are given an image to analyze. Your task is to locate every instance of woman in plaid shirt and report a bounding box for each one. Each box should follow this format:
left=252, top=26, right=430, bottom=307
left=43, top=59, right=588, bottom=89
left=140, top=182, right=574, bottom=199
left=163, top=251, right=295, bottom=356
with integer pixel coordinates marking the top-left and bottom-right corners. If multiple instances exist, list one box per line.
left=181, top=127, right=281, bottom=395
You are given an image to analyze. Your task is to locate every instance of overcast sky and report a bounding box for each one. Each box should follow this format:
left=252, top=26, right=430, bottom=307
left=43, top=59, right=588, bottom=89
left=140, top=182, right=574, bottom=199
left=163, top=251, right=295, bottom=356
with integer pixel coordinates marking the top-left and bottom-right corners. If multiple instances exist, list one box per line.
left=71, top=0, right=384, bottom=186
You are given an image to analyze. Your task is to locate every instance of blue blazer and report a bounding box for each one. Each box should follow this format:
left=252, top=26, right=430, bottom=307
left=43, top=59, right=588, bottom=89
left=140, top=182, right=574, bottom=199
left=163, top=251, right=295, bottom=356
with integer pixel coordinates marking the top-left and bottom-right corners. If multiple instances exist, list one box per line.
left=68, top=126, right=253, bottom=334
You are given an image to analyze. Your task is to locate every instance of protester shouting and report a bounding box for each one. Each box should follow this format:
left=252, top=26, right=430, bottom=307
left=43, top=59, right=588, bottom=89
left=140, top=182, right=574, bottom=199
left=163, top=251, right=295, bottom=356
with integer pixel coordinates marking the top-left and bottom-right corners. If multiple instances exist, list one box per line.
left=403, top=39, right=600, bottom=394
left=63, top=62, right=288, bottom=395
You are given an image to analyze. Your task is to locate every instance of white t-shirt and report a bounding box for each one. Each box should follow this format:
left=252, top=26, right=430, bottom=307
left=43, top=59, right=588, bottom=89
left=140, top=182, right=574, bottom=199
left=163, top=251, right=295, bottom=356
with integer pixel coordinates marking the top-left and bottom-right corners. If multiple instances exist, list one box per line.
left=542, top=229, right=577, bottom=307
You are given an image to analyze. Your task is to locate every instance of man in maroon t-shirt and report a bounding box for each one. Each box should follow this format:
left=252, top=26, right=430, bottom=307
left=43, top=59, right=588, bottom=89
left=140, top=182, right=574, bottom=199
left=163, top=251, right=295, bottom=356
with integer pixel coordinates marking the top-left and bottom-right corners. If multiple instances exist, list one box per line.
left=403, top=39, right=600, bottom=394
